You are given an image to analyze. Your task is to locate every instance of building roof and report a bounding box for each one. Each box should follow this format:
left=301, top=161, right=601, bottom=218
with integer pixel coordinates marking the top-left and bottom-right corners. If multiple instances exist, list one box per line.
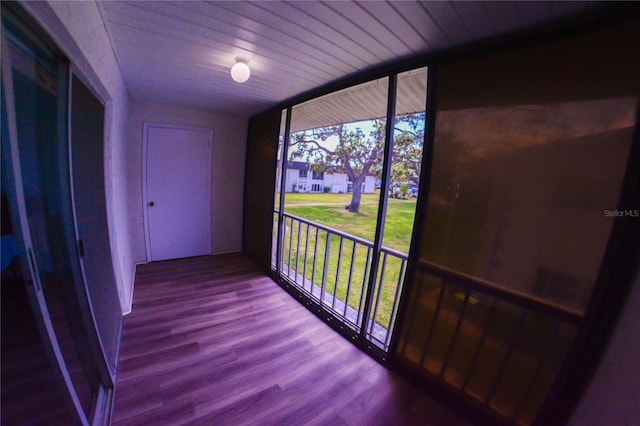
left=287, top=161, right=309, bottom=171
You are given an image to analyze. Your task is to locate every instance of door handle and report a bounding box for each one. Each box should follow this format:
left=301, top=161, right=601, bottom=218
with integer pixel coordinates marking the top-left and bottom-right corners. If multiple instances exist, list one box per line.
left=148, top=201, right=155, bottom=207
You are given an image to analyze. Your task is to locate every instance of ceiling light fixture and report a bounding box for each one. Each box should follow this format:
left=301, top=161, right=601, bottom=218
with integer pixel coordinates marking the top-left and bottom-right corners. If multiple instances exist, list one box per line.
left=230, top=59, right=250, bottom=83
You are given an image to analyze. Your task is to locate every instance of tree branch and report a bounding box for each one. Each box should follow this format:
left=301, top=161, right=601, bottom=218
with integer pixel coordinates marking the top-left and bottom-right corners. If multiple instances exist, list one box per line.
left=394, top=126, right=418, bottom=137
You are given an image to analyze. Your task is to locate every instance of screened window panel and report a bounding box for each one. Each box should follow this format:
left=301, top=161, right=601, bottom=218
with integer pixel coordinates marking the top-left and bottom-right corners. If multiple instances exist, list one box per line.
left=397, top=19, right=639, bottom=425
left=420, top=22, right=639, bottom=312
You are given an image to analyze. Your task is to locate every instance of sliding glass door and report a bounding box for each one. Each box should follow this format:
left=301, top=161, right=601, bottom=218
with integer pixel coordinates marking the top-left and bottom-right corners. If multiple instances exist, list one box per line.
left=1, top=5, right=113, bottom=424
left=272, top=67, right=428, bottom=356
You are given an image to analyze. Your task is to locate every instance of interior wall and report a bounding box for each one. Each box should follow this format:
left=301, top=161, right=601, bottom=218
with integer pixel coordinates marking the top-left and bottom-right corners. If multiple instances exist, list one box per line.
left=21, top=1, right=134, bottom=313
left=127, top=99, right=248, bottom=264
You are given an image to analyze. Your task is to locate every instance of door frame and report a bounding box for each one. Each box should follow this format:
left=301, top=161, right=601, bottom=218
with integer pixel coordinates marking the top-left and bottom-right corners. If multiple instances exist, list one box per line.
left=142, top=122, right=213, bottom=262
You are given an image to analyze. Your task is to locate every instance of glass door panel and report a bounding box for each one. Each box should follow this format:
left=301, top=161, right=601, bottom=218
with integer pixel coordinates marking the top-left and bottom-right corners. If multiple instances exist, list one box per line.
left=2, top=8, right=105, bottom=421
left=2, top=76, right=76, bottom=426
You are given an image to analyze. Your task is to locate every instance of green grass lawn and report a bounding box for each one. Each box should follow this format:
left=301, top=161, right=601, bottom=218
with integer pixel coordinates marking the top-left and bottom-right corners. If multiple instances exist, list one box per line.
left=284, top=192, right=381, bottom=205
left=275, top=192, right=418, bottom=336
left=284, top=192, right=417, bottom=252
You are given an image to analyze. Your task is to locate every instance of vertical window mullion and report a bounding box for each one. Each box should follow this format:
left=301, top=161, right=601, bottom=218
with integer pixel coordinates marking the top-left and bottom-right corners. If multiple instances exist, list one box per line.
left=359, top=73, right=397, bottom=338
left=388, top=66, right=436, bottom=357
left=275, top=107, right=292, bottom=277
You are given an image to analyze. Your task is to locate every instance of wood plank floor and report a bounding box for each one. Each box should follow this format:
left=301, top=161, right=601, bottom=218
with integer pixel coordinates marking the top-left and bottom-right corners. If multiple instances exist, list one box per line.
left=113, top=253, right=472, bottom=425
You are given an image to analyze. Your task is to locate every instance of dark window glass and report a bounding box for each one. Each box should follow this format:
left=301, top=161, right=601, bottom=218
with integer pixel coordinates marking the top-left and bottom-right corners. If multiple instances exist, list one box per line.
left=398, top=20, right=638, bottom=425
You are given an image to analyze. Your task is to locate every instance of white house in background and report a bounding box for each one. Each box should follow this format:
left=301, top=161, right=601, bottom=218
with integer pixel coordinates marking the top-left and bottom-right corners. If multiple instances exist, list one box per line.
left=285, top=161, right=375, bottom=194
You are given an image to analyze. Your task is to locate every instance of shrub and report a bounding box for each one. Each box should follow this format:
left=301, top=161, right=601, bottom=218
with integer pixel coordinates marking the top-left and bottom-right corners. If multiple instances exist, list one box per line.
left=399, top=183, right=408, bottom=199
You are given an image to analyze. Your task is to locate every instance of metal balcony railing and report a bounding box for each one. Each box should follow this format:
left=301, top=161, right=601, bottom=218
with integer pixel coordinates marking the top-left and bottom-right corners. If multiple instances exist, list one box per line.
left=272, top=209, right=585, bottom=424
left=396, top=260, right=583, bottom=425
left=272, top=211, right=407, bottom=349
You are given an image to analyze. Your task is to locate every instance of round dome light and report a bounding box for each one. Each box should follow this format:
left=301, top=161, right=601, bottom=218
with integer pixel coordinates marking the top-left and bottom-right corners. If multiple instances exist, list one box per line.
left=230, top=60, right=250, bottom=83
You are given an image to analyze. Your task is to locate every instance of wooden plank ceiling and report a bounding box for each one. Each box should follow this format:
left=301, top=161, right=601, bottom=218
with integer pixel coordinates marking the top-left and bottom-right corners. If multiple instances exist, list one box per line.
left=288, top=67, right=428, bottom=133
left=99, top=1, right=598, bottom=117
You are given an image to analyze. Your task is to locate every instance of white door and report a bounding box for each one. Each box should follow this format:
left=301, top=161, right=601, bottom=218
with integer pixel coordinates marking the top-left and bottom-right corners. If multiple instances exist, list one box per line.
left=144, top=123, right=212, bottom=261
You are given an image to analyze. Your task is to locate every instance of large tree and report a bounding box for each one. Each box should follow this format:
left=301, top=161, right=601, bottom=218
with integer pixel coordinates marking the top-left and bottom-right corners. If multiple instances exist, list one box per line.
left=289, top=121, right=384, bottom=212
left=289, top=113, right=424, bottom=213
left=391, top=112, right=425, bottom=186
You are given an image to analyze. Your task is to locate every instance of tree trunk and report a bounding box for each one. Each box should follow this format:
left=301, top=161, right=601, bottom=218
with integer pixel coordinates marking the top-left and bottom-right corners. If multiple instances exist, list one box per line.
left=346, top=175, right=365, bottom=212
